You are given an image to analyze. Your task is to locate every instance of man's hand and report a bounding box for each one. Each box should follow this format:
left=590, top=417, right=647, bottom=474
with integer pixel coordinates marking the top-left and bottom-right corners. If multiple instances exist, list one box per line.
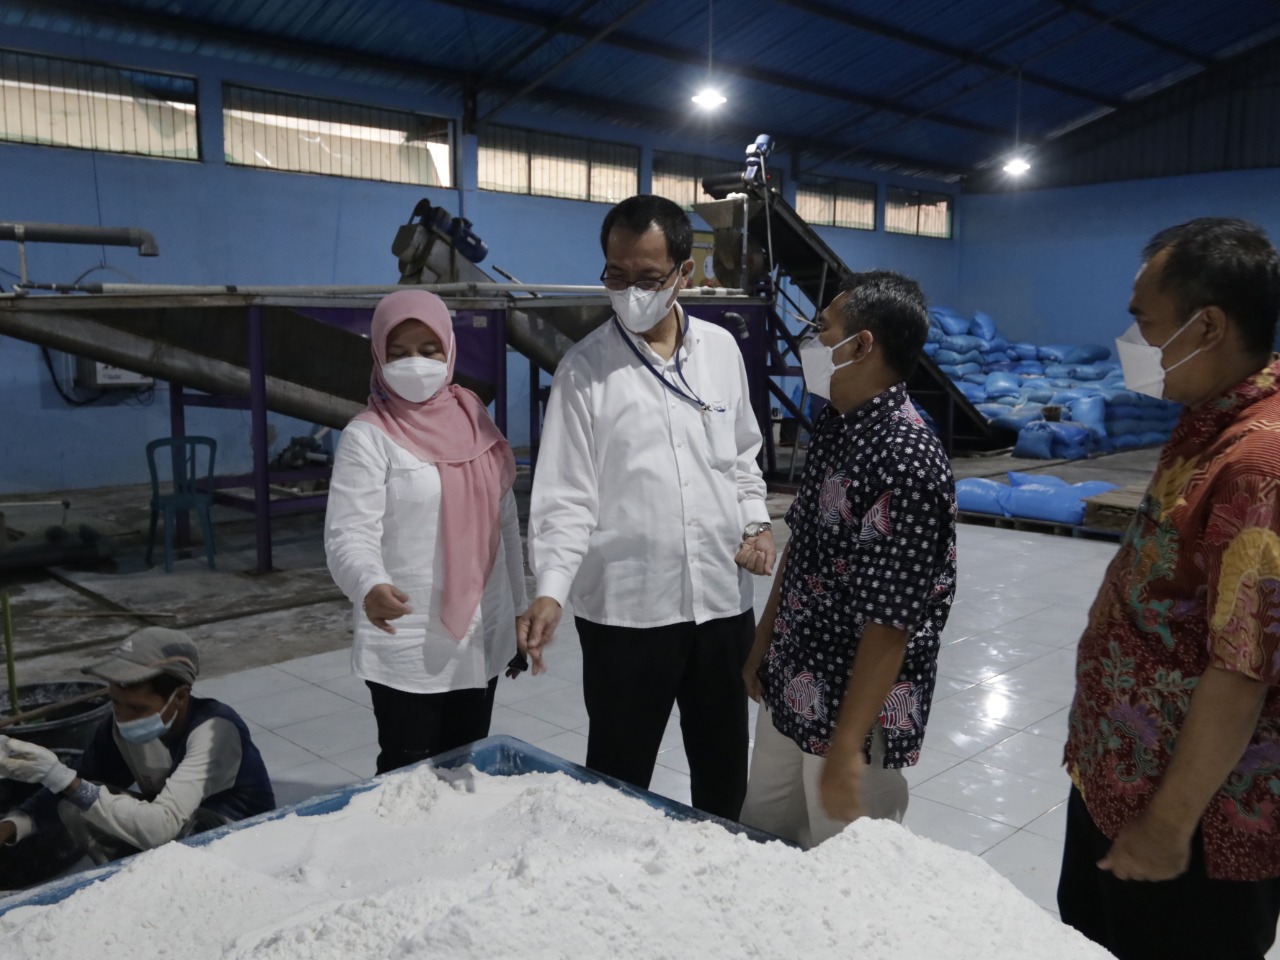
left=735, top=530, right=777, bottom=577
left=0, top=736, right=77, bottom=793
left=820, top=739, right=869, bottom=824
left=0, top=819, right=16, bottom=846
left=363, top=583, right=412, bottom=635
left=1097, top=810, right=1194, bottom=881
left=515, top=597, right=562, bottom=675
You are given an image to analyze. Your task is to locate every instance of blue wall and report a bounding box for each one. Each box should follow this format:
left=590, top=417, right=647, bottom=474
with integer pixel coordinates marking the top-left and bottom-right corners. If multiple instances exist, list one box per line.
left=0, top=25, right=959, bottom=493
left=954, top=167, right=1280, bottom=347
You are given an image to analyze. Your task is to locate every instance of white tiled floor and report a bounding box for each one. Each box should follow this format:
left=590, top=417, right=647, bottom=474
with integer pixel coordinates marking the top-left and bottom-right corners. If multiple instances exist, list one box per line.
left=195, top=524, right=1110, bottom=914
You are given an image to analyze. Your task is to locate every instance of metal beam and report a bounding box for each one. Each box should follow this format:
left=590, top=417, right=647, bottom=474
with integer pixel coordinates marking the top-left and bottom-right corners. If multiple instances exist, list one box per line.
left=770, top=0, right=1120, bottom=108
left=428, top=0, right=1008, bottom=138
left=1051, top=0, right=1215, bottom=66
left=809, top=0, right=1161, bottom=175
left=477, top=0, right=604, bottom=93
left=480, top=0, right=657, bottom=122
left=31, top=0, right=478, bottom=89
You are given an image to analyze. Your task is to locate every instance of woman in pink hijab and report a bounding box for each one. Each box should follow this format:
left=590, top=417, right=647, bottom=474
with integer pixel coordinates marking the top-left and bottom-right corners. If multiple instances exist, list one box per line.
left=324, top=290, right=527, bottom=773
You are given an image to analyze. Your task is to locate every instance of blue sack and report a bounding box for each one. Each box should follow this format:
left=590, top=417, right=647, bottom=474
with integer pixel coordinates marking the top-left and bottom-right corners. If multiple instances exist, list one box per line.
left=956, top=478, right=1009, bottom=516
left=923, top=341, right=940, bottom=356
left=985, top=372, right=1022, bottom=399
left=1008, top=470, right=1066, bottom=488
left=1107, top=418, right=1145, bottom=437
left=993, top=395, right=1020, bottom=407
left=1022, top=384, right=1055, bottom=403
left=1049, top=389, right=1087, bottom=404
left=1138, top=431, right=1171, bottom=447
left=969, top=311, right=998, bottom=340
left=1012, top=343, right=1039, bottom=361
left=1068, top=364, right=1109, bottom=381
left=954, top=362, right=983, bottom=377
left=939, top=334, right=987, bottom=355
left=1046, top=422, right=1098, bottom=459
left=1038, top=345, right=1076, bottom=363
left=957, top=381, right=986, bottom=403
left=934, top=349, right=964, bottom=365
left=1013, top=422, right=1055, bottom=459
left=992, top=404, right=1044, bottom=432
left=976, top=403, right=1010, bottom=419
left=1012, top=361, right=1045, bottom=376
left=930, top=308, right=970, bottom=336
left=1064, top=344, right=1111, bottom=365
left=1068, top=395, right=1107, bottom=436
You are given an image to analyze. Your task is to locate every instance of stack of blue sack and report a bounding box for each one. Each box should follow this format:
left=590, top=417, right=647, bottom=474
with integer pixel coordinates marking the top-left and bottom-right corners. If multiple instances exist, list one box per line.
left=955, top=471, right=1118, bottom=526
left=925, top=307, right=1181, bottom=460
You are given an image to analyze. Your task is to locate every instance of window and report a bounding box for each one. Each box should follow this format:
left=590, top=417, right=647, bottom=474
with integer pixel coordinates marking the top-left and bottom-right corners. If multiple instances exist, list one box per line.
left=885, top=187, right=953, bottom=239
left=478, top=126, right=638, bottom=203
left=0, top=49, right=198, bottom=159
left=651, top=152, right=742, bottom=209
left=222, top=85, right=452, bottom=186
left=795, top=176, right=876, bottom=230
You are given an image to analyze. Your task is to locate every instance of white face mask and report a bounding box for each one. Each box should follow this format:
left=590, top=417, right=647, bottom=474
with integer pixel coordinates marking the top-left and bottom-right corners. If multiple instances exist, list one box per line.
left=382, top=355, right=449, bottom=403
left=609, top=282, right=679, bottom=335
left=800, top=334, right=862, bottom=401
left=1114, top=310, right=1204, bottom=399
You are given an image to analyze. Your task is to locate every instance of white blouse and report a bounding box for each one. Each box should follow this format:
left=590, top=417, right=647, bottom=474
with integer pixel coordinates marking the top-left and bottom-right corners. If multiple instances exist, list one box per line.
left=324, top=419, right=527, bottom=694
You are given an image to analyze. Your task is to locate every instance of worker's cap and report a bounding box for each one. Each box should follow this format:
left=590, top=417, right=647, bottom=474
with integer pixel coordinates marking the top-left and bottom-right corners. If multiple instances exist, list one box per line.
left=82, top=627, right=200, bottom=687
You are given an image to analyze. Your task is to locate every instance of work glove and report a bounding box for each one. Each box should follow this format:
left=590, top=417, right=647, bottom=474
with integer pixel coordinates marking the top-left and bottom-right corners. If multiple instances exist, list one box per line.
left=0, top=736, right=77, bottom=794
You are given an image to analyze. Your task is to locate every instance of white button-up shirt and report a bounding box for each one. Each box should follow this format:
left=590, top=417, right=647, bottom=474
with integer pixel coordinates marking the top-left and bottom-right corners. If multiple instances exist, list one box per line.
left=325, top=420, right=527, bottom=693
left=529, top=310, right=769, bottom=628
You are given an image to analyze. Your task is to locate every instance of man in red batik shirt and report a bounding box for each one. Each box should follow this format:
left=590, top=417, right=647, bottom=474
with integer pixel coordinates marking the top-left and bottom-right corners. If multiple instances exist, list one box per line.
left=1061, top=218, right=1280, bottom=960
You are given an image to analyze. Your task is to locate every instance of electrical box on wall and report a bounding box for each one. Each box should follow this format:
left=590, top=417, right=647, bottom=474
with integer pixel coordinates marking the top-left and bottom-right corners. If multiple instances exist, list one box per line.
left=74, top=358, right=154, bottom=389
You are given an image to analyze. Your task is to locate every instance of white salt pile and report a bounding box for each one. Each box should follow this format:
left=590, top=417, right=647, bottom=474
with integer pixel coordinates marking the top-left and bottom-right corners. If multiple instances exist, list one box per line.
left=0, top=767, right=1109, bottom=959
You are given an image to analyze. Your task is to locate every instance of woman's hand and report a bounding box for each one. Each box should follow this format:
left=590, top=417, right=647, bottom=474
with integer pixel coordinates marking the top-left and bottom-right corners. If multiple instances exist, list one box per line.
left=363, top=583, right=412, bottom=634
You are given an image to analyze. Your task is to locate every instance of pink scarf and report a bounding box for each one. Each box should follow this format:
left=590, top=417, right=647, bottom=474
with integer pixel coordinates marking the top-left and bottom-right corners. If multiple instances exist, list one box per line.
left=352, top=290, right=516, bottom=640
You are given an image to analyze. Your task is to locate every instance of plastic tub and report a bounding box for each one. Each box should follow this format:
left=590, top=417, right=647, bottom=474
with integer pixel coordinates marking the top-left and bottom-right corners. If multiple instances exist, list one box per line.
left=0, top=735, right=784, bottom=915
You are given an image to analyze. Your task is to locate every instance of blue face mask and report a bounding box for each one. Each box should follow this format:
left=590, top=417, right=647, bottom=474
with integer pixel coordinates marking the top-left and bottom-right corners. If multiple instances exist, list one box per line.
left=115, top=691, right=178, bottom=744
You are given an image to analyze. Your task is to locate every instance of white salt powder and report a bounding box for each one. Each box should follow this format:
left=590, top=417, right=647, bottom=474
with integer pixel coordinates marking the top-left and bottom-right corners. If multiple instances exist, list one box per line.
left=0, top=767, right=1110, bottom=959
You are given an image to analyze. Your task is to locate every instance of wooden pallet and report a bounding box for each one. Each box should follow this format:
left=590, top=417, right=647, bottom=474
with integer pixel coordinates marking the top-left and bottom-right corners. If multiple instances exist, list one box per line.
left=958, top=510, right=1123, bottom=542
left=1082, top=484, right=1147, bottom=532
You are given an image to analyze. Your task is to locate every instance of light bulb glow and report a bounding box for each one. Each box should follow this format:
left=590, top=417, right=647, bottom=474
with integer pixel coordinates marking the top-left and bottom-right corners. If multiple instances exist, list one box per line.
left=692, top=88, right=726, bottom=108
left=1003, top=156, right=1031, bottom=175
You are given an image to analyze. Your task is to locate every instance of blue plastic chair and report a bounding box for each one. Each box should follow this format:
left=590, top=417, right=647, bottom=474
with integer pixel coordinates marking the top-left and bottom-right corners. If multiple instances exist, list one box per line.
left=145, top=436, right=217, bottom=572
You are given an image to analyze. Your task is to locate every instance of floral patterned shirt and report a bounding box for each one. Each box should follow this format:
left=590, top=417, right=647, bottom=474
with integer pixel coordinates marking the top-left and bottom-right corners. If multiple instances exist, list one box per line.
left=758, top=385, right=957, bottom=766
left=1065, top=356, right=1280, bottom=881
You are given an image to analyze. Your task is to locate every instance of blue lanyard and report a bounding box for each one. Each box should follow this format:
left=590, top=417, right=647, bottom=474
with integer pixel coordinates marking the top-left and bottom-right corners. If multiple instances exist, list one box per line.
left=614, top=315, right=723, bottom=412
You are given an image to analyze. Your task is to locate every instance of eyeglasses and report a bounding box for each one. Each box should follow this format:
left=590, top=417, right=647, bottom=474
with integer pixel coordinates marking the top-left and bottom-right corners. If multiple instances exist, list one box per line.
left=600, top=262, right=680, bottom=293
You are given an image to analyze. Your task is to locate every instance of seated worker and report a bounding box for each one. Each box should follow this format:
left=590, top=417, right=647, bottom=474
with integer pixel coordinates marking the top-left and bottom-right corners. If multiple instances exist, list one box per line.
left=0, top=628, right=275, bottom=865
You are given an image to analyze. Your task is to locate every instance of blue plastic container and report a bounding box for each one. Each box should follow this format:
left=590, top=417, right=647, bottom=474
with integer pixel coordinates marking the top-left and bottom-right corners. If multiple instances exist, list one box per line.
left=0, top=736, right=783, bottom=916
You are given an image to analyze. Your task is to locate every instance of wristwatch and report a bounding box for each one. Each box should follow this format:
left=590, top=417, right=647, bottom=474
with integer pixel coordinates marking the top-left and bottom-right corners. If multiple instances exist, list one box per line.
left=742, top=521, right=772, bottom=541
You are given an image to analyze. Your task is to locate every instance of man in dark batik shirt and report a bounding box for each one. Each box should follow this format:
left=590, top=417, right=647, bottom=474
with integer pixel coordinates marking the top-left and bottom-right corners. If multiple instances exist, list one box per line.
left=738, top=272, right=956, bottom=848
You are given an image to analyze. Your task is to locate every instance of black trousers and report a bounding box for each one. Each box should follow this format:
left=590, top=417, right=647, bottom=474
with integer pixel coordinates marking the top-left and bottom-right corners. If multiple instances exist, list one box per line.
left=366, top=677, right=498, bottom=775
left=576, top=609, right=753, bottom=821
left=1058, top=787, right=1280, bottom=960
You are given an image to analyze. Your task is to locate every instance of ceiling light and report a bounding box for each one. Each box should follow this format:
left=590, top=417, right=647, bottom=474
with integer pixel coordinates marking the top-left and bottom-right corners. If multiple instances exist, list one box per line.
left=693, top=0, right=726, bottom=109
left=1003, top=156, right=1031, bottom=175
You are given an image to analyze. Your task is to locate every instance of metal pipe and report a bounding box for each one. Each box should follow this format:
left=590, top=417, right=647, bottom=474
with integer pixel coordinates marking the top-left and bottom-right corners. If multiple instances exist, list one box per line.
left=0, top=307, right=364, bottom=428
left=7, top=282, right=751, bottom=298
left=0, top=222, right=159, bottom=256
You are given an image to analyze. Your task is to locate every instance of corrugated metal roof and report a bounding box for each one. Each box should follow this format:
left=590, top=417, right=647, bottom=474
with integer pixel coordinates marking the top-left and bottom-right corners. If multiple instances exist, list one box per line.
left=5, top=0, right=1279, bottom=185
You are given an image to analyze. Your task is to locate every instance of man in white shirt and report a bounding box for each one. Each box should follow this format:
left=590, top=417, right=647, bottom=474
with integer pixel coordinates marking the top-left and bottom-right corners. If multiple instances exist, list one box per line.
left=518, top=194, right=775, bottom=819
